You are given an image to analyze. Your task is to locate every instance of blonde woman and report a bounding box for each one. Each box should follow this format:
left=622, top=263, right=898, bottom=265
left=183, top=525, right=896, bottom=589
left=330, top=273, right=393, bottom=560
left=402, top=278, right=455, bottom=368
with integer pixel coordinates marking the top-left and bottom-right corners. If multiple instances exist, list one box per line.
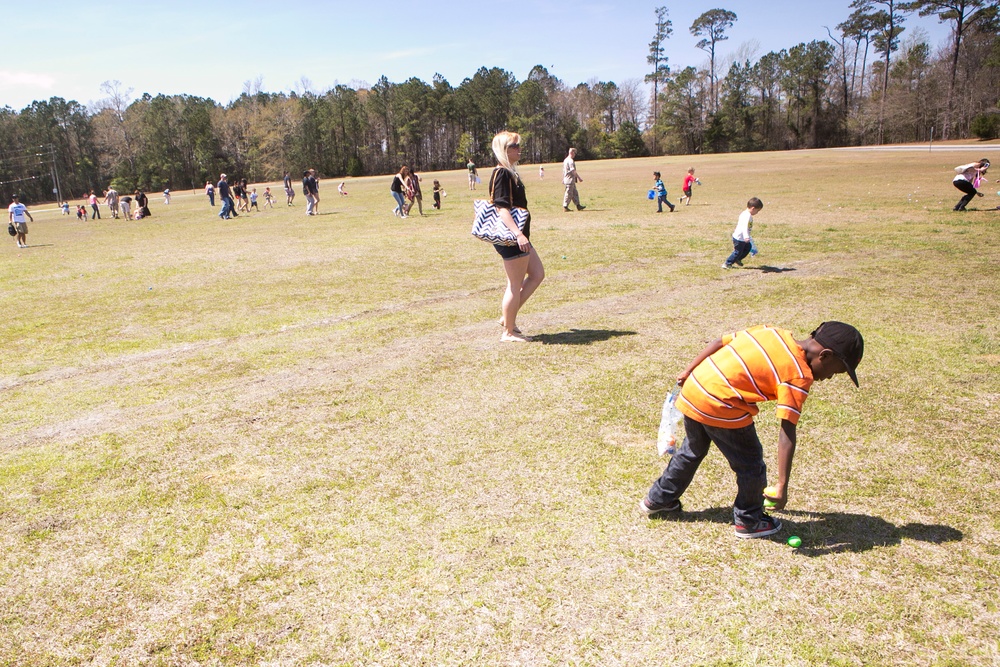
left=489, top=131, right=544, bottom=343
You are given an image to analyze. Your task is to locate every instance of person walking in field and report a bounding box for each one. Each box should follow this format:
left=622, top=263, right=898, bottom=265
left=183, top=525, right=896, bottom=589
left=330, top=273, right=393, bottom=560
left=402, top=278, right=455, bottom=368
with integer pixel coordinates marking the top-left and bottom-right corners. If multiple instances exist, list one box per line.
left=206, top=181, right=215, bottom=206
left=562, top=147, right=585, bottom=212
left=88, top=191, right=101, bottom=219
left=723, top=197, right=762, bottom=269
left=390, top=166, right=410, bottom=218
left=952, top=159, right=989, bottom=211
left=652, top=171, right=675, bottom=213
left=641, top=321, right=864, bottom=539
left=284, top=171, right=295, bottom=206
left=8, top=194, right=33, bottom=248
left=218, top=174, right=236, bottom=219
left=410, top=169, right=424, bottom=216
left=432, top=179, right=443, bottom=209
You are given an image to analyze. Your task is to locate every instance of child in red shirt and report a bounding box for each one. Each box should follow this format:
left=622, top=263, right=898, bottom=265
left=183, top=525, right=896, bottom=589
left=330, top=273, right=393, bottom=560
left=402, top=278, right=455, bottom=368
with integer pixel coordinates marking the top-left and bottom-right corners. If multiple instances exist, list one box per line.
left=679, top=167, right=700, bottom=205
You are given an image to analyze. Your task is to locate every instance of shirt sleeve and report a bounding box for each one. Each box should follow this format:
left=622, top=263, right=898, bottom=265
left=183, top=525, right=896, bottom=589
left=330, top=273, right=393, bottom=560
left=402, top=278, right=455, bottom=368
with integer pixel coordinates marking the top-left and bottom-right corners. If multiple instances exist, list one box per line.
left=775, top=377, right=812, bottom=424
left=490, top=169, right=514, bottom=209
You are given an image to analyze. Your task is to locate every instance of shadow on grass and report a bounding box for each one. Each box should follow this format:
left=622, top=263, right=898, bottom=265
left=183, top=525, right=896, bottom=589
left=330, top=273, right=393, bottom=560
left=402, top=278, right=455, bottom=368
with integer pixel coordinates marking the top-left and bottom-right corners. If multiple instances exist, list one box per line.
left=531, top=329, right=637, bottom=345
left=748, top=265, right=796, bottom=273
left=650, top=506, right=962, bottom=555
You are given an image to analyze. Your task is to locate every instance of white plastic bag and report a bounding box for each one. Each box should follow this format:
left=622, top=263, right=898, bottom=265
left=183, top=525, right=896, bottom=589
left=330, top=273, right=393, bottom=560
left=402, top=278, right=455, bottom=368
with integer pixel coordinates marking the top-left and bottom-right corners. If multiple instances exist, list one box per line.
left=657, top=386, right=684, bottom=457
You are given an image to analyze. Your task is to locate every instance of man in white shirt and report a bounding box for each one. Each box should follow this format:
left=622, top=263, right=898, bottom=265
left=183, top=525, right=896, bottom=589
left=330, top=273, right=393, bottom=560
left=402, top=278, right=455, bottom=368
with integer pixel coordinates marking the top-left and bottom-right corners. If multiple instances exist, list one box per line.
left=8, top=194, right=34, bottom=248
left=562, top=147, right=585, bottom=212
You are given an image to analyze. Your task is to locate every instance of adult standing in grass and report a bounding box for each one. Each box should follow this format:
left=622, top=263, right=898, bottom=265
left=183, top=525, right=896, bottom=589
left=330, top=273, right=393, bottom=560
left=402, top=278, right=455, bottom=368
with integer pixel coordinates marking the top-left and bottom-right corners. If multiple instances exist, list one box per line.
left=105, top=187, right=120, bottom=219
left=206, top=181, right=215, bottom=207
left=561, top=147, right=585, bottom=212
left=303, top=169, right=320, bottom=215
left=8, top=194, right=33, bottom=248
left=952, top=158, right=989, bottom=211
left=641, top=322, right=864, bottom=539
left=283, top=171, right=295, bottom=206
left=88, top=191, right=101, bottom=219
left=490, top=131, right=544, bottom=343
left=467, top=159, right=478, bottom=190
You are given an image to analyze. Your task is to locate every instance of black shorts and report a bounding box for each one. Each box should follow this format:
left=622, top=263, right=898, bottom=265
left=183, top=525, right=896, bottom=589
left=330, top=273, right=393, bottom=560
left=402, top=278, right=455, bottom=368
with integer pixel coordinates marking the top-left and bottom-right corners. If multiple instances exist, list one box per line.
left=493, top=218, right=531, bottom=260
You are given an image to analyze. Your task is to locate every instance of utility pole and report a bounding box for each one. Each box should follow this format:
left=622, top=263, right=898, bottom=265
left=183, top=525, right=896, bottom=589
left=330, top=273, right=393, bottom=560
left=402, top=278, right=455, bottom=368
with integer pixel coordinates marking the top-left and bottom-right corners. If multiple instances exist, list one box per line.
left=45, top=144, right=62, bottom=202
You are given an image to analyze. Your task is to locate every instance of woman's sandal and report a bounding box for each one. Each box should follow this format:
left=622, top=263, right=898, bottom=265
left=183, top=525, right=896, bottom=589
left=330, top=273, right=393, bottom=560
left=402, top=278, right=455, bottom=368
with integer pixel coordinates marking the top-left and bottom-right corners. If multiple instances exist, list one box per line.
left=498, top=319, right=522, bottom=335
left=500, top=331, right=530, bottom=343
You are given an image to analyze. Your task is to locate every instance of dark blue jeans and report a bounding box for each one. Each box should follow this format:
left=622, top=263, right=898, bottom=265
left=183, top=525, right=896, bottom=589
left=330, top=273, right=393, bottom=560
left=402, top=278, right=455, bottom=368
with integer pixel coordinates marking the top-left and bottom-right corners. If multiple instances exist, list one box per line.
left=725, top=239, right=752, bottom=266
left=657, top=194, right=673, bottom=212
left=647, top=416, right=767, bottom=526
left=220, top=195, right=234, bottom=218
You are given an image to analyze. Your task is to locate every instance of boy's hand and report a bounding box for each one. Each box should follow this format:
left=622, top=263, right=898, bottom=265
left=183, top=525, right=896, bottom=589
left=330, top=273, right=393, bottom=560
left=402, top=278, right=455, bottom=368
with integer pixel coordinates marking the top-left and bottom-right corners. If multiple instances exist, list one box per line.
left=764, top=485, right=787, bottom=510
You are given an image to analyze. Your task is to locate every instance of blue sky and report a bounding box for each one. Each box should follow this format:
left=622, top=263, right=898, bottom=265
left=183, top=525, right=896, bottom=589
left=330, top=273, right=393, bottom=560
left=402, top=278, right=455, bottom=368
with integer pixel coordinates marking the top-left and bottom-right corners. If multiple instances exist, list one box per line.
left=4, top=1, right=953, bottom=110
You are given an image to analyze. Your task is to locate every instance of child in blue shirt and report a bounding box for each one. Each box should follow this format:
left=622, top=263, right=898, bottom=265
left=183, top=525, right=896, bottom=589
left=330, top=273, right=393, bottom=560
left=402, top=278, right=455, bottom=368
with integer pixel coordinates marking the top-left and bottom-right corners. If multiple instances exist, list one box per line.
left=653, top=172, right=675, bottom=213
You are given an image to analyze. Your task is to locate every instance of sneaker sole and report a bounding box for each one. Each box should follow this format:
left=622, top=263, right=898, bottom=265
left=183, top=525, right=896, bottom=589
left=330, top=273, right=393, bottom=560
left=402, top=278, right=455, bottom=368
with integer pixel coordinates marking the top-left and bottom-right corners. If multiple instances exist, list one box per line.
left=734, top=520, right=782, bottom=539
left=640, top=498, right=682, bottom=517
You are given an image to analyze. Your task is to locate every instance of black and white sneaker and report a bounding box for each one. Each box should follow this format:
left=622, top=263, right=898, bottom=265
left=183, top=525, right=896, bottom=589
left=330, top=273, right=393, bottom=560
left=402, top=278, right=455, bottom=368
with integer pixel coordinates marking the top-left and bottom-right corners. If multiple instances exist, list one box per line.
left=734, top=514, right=782, bottom=539
left=640, top=496, right=682, bottom=518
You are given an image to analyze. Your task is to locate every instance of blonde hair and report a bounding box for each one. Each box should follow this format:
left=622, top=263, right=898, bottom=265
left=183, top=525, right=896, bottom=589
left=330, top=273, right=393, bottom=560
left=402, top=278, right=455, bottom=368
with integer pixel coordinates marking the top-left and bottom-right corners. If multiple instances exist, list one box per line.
left=491, top=131, right=521, bottom=180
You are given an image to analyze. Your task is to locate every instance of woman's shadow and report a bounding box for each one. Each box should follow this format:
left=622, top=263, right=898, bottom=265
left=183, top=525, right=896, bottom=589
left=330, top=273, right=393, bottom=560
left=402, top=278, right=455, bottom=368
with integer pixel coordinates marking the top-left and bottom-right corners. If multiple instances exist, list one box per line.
left=530, top=329, right=637, bottom=345
left=669, top=507, right=962, bottom=556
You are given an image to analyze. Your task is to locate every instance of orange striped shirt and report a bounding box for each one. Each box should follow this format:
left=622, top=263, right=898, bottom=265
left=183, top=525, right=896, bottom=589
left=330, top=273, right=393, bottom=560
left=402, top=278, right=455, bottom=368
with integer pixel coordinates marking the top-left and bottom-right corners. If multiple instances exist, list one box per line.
left=677, top=325, right=813, bottom=428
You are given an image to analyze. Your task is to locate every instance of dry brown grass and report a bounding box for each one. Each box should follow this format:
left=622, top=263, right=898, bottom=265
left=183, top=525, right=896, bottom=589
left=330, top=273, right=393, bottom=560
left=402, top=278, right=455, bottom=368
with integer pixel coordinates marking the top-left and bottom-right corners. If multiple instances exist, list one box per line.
left=1, top=147, right=999, bottom=665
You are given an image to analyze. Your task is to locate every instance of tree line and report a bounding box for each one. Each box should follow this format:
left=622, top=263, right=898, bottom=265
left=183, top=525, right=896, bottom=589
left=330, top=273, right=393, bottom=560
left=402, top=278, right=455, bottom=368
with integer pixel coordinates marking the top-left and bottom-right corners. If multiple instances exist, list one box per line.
left=1, top=1, right=998, bottom=204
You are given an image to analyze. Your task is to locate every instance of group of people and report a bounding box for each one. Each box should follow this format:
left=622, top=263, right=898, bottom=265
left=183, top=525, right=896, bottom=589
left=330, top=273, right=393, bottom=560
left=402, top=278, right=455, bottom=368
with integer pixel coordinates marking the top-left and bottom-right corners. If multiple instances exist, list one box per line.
left=651, top=167, right=701, bottom=213
left=390, top=166, right=430, bottom=218
left=58, top=188, right=149, bottom=221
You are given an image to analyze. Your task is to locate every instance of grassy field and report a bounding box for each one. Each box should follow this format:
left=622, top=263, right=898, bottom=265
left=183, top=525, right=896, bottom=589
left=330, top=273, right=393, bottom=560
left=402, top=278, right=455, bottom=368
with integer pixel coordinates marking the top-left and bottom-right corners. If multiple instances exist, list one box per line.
left=2, top=145, right=999, bottom=666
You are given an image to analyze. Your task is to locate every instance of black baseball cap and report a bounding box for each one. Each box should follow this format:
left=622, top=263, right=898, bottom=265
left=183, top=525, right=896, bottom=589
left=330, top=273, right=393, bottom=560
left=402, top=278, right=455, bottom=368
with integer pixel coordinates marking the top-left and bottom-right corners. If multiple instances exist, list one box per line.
left=811, top=321, right=864, bottom=387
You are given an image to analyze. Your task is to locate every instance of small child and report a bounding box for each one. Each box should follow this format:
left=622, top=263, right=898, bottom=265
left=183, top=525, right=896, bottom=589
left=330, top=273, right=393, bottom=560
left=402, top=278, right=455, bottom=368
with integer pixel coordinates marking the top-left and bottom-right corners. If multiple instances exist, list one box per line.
left=539, top=166, right=544, bottom=179
left=76, top=205, right=87, bottom=220
left=641, top=321, right=864, bottom=539
left=163, top=189, right=171, bottom=205
left=338, top=181, right=348, bottom=196
left=61, top=201, right=70, bottom=215
left=723, top=197, right=762, bottom=269
left=679, top=167, right=700, bottom=205
left=652, top=171, right=675, bottom=213
left=249, top=188, right=259, bottom=211
left=263, top=187, right=274, bottom=209
left=432, top=180, right=443, bottom=209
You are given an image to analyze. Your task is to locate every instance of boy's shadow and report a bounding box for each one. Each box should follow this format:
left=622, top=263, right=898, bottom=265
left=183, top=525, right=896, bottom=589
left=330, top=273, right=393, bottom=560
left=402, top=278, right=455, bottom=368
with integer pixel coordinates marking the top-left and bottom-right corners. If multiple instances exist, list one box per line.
left=665, top=507, right=962, bottom=555
left=531, top=329, right=636, bottom=346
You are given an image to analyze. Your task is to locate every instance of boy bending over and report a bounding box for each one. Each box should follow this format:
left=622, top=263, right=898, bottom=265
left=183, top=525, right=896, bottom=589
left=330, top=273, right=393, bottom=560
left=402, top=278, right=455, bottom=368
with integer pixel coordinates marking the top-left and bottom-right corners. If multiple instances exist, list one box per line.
left=641, top=322, right=864, bottom=539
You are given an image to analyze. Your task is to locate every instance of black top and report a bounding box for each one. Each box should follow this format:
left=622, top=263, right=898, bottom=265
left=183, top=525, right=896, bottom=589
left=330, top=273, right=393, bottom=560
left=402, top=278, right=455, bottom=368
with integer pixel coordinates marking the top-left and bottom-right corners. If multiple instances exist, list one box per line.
left=390, top=174, right=405, bottom=193
left=489, top=167, right=527, bottom=210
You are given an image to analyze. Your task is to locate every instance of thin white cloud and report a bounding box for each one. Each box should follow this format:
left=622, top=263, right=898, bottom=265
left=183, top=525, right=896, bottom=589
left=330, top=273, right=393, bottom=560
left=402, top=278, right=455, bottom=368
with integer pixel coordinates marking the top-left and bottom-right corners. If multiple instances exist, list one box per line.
left=0, top=70, right=56, bottom=89
left=379, top=48, right=437, bottom=62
